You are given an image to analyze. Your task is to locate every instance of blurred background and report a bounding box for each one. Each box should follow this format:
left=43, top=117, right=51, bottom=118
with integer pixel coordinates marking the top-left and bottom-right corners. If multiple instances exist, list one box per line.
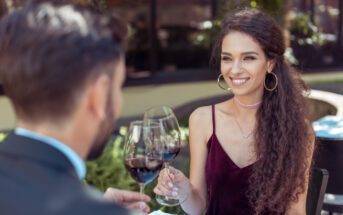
left=1, top=1, right=343, bottom=214
left=2, top=0, right=342, bottom=76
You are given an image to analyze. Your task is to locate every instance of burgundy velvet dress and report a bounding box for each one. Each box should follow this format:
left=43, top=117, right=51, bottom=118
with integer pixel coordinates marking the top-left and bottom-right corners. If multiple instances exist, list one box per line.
left=205, top=104, right=254, bottom=215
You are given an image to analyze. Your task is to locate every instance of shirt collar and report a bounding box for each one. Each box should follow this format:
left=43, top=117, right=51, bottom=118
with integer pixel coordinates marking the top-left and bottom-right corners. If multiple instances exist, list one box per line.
left=14, top=127, right=86, bottom=180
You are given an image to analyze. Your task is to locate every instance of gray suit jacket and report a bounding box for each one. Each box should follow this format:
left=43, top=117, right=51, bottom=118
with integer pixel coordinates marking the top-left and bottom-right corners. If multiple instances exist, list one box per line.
left=0, top=133, right=130, bottom=215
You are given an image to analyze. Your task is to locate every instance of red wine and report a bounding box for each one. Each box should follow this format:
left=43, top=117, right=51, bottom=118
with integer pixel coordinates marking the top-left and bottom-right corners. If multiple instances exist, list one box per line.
left=125, top=158, right=163, bottom=184
left=163, top=147, right=180, bottom=163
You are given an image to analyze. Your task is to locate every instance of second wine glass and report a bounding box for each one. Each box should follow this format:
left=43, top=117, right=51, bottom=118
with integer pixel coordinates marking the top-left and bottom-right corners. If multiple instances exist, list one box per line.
left=143, top=106, right=184, bottom=206
left=124, top=121, right=164, bottom=200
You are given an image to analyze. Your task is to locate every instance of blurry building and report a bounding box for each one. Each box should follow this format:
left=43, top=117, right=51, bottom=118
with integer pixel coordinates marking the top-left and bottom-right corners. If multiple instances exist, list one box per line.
left=0, top=0, right=342, bottom=72
left=291, top=0, right=343, bottom=68
left=106, top=0, right=214, bottom=74
left=108, top=0, right=343, bottom=73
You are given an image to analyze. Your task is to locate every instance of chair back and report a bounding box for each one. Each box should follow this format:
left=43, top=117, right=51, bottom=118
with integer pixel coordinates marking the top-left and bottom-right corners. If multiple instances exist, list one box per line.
left=315, top=137, right=343, bottom=194
left=306, top=168, right=329, bottom=215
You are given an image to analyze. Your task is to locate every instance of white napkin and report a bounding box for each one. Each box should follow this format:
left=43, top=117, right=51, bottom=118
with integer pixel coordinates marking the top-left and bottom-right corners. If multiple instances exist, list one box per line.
left=149, top=210, right=176, bottom=215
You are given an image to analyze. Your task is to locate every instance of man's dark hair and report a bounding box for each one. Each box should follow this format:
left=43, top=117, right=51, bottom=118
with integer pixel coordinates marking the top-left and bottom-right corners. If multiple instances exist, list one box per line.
left=0, top=1, right=127, bottom=122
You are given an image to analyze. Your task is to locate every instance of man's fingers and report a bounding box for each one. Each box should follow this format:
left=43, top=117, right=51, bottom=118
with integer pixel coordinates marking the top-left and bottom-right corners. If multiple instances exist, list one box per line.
left=125, top=202, right=150, bottom=214
left=120, top=190, right=150, bottom=202
left=104, top=188, right=150, bottom=203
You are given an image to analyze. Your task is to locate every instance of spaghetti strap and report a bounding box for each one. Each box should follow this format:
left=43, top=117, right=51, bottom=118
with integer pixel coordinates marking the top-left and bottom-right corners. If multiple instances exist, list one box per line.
left=212, top=104, right=216, bottom=135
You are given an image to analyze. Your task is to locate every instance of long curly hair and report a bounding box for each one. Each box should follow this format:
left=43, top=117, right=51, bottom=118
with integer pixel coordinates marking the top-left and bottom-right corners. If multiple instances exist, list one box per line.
left=211, top=9, right=314, bottom=214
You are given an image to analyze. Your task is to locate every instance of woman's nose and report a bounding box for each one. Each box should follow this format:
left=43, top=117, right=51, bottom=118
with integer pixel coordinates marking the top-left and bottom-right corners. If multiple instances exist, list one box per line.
left=231, top=60, right=242, bottom=74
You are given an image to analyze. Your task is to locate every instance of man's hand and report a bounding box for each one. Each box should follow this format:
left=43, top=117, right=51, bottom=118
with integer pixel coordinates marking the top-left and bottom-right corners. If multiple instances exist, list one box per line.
left=104, top=187, right=151, bottom=214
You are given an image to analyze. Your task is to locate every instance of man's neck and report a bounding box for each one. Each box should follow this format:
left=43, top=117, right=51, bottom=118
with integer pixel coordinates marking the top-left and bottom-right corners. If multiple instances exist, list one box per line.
left=16, top=120, right=89, bottom=160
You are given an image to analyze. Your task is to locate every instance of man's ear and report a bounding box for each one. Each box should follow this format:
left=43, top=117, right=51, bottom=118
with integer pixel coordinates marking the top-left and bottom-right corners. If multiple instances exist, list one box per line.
left=267, top=59, right=276, bottom=73
left=88, top=74, right=110, bottom=120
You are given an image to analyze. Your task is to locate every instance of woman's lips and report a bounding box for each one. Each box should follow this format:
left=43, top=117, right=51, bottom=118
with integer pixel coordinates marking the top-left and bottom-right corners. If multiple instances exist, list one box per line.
left=230, top=77, right=250, bottom=87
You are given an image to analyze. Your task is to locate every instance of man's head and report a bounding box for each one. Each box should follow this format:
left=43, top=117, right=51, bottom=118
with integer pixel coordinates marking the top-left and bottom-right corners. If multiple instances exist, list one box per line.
left=0, top=1, right=127, bottom=159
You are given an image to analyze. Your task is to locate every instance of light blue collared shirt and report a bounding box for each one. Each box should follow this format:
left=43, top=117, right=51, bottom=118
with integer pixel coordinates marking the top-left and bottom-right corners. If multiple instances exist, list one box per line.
left=14, top=127, right=86, bottom=180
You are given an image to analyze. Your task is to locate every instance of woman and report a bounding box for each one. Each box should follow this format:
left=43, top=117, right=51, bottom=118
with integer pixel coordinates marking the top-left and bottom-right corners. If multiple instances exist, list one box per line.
left=154, top=9, right=314, bottom=215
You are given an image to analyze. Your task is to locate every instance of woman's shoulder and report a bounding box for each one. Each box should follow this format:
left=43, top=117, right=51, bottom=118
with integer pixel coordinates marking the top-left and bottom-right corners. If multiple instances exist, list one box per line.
left=189, top=105, right=213, bottom=132
left=188, top=105, right=213, bottom=143
left=189, top=100, right=233, bottom=122
left=189, top=105, right=212, bottom=124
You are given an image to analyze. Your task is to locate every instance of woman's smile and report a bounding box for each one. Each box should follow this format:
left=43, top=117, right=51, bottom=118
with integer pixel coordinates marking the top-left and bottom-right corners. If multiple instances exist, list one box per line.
left=230, top=77, right=250, bottom=87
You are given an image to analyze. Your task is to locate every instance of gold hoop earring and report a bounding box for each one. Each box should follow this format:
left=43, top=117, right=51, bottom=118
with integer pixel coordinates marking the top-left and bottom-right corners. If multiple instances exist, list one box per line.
left=264, top=72, right=278, bottom=92
left=217, top=74, right=231, bottom=91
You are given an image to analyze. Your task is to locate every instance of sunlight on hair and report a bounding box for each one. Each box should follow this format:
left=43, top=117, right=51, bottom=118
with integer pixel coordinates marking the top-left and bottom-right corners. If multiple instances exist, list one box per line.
left=25, top=2, right=114, bottom=41
left=28, top=3, right=89, bottom=36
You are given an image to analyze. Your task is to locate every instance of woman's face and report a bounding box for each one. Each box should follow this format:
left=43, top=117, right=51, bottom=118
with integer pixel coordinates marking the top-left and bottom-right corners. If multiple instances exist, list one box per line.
left=221, top=31, right=274, bottom=100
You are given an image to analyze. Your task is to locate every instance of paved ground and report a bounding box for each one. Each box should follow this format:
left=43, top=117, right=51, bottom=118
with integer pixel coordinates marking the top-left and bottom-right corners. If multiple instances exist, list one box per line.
left=309, top=83, right=343, bottom=95
left=1, top=68, right=343, bottom=130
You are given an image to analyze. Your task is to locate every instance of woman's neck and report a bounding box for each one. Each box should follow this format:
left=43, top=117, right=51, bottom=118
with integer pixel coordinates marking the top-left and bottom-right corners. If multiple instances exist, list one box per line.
left=233, top=97, right=262, bottom=109
left=232, top=96, right=262, bottom=117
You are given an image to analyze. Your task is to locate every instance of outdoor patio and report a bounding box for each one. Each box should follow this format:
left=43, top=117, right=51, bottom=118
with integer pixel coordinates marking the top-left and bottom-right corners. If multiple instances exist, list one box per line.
left=0, top=0, right=343, bottom=214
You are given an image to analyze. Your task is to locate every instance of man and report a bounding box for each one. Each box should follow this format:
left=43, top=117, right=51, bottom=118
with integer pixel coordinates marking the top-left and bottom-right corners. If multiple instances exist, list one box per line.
left=0, top=1, right=150, bottom=214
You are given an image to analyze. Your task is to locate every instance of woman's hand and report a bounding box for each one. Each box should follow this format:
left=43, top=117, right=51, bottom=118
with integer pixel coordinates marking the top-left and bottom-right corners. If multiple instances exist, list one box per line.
left=153, top=166, right=192, bottom=201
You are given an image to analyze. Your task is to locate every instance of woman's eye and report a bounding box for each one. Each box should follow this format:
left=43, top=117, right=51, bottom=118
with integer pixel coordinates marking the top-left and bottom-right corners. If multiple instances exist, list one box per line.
left=221, top=56, right=232, bottom=61
left=243, top=56, right=256, bottom=61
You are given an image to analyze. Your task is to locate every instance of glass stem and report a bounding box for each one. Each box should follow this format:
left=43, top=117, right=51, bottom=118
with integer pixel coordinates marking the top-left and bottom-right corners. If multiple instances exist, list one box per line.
left=139, top=183, right=145, bottom=201
left=164, top=163, right=170, bottom=200
left=165, top=163, right=170, bottom=174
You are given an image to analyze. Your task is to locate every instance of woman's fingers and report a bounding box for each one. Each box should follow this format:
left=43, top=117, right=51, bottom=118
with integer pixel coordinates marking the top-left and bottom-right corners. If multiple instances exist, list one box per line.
left=158, top=167, right=186, bottom=188
left=154, top=184, right=179, bottom=198
left=155, top=167, right=190, bottom=200
left=160, top=168, right=174, bottom=180
left=154, top=185, right=169, bottom=196
left=156, top=175, right=174, bottom=195
left=162, top=167, right=192, bottom=199
left=167, top=167, right=186, bottom=183
left=158, top=170, right=174, bottom=189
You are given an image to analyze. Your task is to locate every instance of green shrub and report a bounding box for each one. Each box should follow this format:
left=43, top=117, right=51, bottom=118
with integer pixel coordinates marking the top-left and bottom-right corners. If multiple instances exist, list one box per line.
left=0, top=133, right=8, bottom=143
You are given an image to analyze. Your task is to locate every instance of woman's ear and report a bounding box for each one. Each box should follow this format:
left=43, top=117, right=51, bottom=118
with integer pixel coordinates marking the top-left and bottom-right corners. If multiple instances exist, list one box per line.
left=267, top=59, right=276, bottom=73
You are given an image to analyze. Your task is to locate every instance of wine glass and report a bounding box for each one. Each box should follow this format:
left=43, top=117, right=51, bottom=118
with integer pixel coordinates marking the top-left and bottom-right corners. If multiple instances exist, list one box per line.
left=143, top=106, right=185, bottom=206
left=124, top=120, right=164, bottom=200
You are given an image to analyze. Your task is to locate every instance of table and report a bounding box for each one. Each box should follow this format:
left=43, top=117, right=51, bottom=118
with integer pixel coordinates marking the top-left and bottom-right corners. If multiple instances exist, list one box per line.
left=312, top=115, right=343, bottom=213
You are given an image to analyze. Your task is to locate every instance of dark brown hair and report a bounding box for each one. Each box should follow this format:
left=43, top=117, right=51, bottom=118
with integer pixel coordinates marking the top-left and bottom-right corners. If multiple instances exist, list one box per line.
left=211, top=9, right=313, bottom=214
left=0, top=1, right=127, bottom=123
